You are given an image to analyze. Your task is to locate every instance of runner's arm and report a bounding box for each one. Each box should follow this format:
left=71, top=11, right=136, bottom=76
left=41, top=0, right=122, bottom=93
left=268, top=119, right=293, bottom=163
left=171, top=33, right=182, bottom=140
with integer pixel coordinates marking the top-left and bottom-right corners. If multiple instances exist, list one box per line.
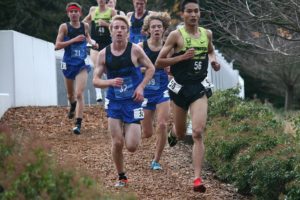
left=55, top=24, right=85, bottom=50
left=137, top=42, right=146, bottom=73
left=84, top=22, right=98, bottom=49
left=207, top=29, right=220, bottom=71
left=135, top=45, right=155, bottom=89
left=155, top=31, right=193, bottom=67
left=93, top=49, right=123, bottom=88
left=82, top=7, right=94, bottom=24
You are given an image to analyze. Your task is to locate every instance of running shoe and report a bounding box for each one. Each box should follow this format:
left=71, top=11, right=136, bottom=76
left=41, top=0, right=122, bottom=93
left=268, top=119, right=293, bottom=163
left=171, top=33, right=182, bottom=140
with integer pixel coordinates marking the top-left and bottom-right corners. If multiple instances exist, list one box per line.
left=151, top=161, right=162, bottom=170
left=193, top=177, right=206, bottom=193
left=168, top=130, right=177, bottom=147
left=72, top=125, right=81, bottom=135
left=96, top=97, right=103, bottom=103
left=114, top=178, right=128, bottom=187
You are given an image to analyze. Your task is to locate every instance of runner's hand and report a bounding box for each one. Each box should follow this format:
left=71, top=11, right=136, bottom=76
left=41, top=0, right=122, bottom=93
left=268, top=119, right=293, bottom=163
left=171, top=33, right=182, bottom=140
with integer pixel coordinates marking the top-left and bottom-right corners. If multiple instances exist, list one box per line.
left=211, top=61, right=220, bottom=71
left=72, top=35, right=85, bottom=43
left=181, top=48, right=195, bottom=60
left=133, top=86, right=144, bottom=102
left=111, top=78, right=123, bottom=87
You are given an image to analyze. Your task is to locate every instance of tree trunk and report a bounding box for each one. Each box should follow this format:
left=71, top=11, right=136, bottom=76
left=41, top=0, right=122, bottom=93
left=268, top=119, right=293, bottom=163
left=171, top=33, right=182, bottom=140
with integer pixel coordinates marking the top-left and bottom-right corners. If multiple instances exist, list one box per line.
left=284, top=84, right=294, bottom=111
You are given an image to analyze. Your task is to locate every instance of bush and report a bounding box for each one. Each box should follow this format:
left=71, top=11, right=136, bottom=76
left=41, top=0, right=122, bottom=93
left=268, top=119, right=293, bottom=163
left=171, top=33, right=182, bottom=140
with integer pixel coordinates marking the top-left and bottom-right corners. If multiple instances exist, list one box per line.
left=0, top=126, right=136, bottom=200
left=206, top=89, right=299, bottom=199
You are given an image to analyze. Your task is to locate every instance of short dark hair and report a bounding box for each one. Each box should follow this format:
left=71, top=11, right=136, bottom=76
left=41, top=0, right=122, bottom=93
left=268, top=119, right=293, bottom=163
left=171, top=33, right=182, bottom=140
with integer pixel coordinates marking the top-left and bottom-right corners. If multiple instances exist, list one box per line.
left=180, top=0, right=199, bottom=12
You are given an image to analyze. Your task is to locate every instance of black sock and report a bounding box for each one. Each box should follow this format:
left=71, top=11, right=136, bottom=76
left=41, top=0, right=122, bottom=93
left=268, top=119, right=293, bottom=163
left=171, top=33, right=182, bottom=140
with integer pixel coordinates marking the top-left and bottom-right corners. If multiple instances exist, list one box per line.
left=75, top=118, right=82, bottom=127
left=118, top=172, right=127, bottom=180
left=70, top=101, right=77, bottom=112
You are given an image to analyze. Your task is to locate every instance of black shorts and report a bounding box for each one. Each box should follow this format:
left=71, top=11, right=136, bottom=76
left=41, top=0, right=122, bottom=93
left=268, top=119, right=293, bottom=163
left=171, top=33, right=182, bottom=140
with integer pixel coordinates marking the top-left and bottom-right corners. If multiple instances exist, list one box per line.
left=169, top=83, right=212, bottom=111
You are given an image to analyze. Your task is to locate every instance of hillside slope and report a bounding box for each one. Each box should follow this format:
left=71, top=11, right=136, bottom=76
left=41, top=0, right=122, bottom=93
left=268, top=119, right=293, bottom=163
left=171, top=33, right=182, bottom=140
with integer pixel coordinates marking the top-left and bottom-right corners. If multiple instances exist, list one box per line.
left=0, top=106, right=251, bottom=200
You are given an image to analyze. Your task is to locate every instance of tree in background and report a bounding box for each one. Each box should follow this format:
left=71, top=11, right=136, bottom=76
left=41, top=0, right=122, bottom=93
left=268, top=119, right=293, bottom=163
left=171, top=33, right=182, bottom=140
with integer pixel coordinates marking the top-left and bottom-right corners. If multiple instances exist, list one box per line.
left=3, top=0, right=300, bottom=110
left=0, top=0, right=95, bottom=42
left=200, top=0, right=300, bottom=110
left=0, top=0, right=180, bottom=42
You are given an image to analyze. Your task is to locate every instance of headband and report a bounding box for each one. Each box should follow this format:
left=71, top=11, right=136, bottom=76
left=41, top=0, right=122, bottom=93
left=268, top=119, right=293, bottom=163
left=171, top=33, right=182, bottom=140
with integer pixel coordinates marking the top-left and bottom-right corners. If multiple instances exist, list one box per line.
left=67, top=5, right=81, bottom=12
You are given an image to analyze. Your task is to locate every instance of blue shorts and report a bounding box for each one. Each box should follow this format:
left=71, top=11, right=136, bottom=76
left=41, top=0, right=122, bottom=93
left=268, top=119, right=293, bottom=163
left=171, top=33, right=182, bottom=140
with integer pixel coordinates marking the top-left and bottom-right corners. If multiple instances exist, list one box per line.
left=62, top=61, right=91, bottom=80
left=142, top=90, right=170, bottom=111
left=105, top=98, right=144, bottom=123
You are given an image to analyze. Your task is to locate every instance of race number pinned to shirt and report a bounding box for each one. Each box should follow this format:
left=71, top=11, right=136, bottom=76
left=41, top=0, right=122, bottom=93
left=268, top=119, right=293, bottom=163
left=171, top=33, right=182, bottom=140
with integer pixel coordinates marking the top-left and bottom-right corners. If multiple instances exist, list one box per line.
left=114, top=77, right=134, bottom=99
left=201, top=77, right=214, bottom=89
left=142, top=98, right=148, bottom=107
left=61, top=61, right=67, bottom=70
left=84, top=57, right=90, bottom=66
left=167, top=78, right=182, bottom=94
left=104, top=98, right=109, bottom=109
left=163, top=90, right=170, bottom=98
left=133, top=108, right=144, bottom=119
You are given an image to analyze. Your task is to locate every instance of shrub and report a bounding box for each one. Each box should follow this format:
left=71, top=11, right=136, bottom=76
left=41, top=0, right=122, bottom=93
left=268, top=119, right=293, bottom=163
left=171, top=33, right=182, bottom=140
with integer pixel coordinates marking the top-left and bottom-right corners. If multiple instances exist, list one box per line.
left=0, top=127, right=136, bottom=200
left=206, top=89, right=299, bottom=199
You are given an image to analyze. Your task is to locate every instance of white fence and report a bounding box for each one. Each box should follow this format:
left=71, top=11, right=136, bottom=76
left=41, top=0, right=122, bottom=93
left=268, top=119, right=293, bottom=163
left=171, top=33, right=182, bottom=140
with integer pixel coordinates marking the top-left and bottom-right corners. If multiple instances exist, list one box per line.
left=0, top=30, right=244, bottom=119
left=209, top=50, right=244, bottom=98
left=0, top=30, right=57, bottom=118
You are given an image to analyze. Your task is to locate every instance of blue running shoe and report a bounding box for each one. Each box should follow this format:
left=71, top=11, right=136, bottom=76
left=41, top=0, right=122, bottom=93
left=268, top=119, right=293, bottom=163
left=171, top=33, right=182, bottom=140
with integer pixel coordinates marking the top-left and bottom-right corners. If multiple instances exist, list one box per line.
left=151, top=160, right=162, bottom=170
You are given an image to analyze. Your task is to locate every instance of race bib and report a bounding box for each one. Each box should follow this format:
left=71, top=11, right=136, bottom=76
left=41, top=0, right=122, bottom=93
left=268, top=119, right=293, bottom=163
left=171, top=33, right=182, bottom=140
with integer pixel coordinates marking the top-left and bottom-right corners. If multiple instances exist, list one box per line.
left=167, top=78, right=182, bottom=94
left=142, top=98, right=148, bottom=107
left=163, top=90, right=170, bottom=98
left=133, top=108, right=144, bottom=119
left=114, top=77, right=134, bottom=99
left=61, top=61, right=67, bottom=70
left=84, top=57, right=90, bottom=66
left=201, top=78, right=214, bottom=89
left=145, top=73, right=160, bottom=90
left=104, top=98, right=109, bottom=109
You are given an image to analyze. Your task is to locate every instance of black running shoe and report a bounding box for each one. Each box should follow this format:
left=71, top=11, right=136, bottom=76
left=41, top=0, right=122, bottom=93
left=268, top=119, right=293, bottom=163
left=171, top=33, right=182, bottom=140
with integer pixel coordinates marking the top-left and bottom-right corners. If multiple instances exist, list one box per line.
left=73, top=125, right=81, bottom=135
left=168, top=130, right=177, bottom=147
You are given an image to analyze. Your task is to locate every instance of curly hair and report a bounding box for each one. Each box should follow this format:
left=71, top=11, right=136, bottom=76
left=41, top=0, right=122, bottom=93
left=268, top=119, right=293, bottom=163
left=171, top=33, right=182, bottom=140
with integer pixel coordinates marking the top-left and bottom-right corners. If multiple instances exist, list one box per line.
left=141, top=12, right=171, bottom=35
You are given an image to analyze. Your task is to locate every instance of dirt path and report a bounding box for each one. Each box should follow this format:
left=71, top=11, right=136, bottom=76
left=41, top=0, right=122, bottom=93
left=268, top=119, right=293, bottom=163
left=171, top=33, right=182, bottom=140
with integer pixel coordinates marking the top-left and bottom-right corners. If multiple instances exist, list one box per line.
left=1, top=106, right=252, bottom=200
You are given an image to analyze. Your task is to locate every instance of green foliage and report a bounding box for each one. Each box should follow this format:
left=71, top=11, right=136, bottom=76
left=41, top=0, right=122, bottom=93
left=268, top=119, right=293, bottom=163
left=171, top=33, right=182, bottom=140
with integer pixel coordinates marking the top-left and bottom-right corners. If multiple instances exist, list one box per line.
left=209, top=88, right=242, bottom=117
left=0, top=131, right=136, bottom=200
left=0, top=133, right=14, bottom=169
left=292, top=114, right=300, bottom=142
left=250, top=157, right=294, bottom=200
left=206, top=89, right=299, bottom=199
